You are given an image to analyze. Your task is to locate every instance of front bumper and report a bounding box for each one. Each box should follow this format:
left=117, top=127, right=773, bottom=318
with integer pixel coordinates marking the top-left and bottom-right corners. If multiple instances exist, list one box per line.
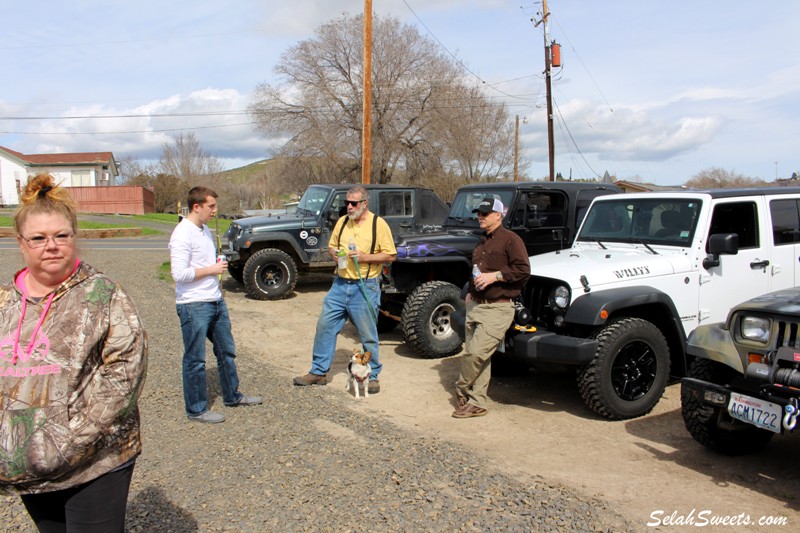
left=511, top=331, right=598, bottom=365
left=223, top=250, right=241, bottom=263
left=681, top=377, right=730, bottom=408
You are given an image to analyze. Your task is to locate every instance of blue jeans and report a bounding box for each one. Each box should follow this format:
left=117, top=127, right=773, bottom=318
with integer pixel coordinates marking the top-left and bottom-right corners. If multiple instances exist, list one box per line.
left=310, top=277, right=382, bottom=380
left=176, top=300, right=243, bottom=416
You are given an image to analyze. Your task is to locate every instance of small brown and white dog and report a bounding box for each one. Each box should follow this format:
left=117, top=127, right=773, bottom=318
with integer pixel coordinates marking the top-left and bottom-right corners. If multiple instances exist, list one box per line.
left=346, top=349, right=372, bottom=398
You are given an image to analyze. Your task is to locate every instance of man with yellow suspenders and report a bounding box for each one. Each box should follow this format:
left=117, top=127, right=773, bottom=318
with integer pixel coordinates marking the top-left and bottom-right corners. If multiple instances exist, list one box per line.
left=294, top=186, right=397, bottom=393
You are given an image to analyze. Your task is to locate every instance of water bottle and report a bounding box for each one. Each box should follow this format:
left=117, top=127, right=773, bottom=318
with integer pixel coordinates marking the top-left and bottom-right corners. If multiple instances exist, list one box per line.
left=348, top=237, right=357, bottom=254
left=337, top=248, right=347, bottom=269
left=472, top=264, right=481, bottom=279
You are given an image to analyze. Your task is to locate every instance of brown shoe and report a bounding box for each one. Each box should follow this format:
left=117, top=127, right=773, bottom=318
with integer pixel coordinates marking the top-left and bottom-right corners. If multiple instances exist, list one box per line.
left=293, top=373, right=328, bottom=386
left=452, top=403, right=487, bottom=419
left=456, top=396, right=468, bottom=409
left=367, top=380, right=380, bottom=394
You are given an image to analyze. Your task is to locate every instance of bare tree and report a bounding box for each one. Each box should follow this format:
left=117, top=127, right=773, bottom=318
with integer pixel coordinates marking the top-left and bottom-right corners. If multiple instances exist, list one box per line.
left=685, top=167, right=769, bottom=189
left=157, top=132, right=247, bottom=214
left=160, top=132, right=223, bottom=184
left=248, top=13, right=517, bottom=198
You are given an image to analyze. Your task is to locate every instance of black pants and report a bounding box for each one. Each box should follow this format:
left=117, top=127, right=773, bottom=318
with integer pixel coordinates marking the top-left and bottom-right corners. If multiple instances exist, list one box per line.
left=20, top=462, right=135, bottom=533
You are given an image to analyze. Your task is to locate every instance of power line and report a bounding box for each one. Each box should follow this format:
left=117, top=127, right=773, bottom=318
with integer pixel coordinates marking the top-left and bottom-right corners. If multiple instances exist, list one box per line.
left=400, top=0, right=535, bottom=103
left=0, top=122, right=258, bottom=135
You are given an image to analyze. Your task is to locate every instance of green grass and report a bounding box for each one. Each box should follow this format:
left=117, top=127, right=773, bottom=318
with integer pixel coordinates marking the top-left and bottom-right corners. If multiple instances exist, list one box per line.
left=128, top=213, right=232, bottom=233
left=0, top=215, right=160, bottom=236
left=159, top=262, right=172, bottom=282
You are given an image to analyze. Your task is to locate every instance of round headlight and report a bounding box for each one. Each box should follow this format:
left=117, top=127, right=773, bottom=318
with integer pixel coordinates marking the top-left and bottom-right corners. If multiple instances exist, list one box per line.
left=552, top=285, right=570, bottom=309
left=740, top=315, right=770, bottom=343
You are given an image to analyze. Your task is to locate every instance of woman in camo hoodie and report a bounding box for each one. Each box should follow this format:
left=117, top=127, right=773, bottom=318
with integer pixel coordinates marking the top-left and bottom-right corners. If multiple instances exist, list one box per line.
left=0, top=173, right=147, bottom=532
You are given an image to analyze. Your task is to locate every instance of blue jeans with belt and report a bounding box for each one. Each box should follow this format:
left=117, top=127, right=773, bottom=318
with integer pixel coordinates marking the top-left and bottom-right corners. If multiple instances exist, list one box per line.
left=176, top=300, right=243, bottom=416
left=310, top=276, right=382, bottom=380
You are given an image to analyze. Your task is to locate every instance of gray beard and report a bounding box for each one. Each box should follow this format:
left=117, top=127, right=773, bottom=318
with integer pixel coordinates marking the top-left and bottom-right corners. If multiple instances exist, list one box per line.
left=348, top=205, right=366, bottom=220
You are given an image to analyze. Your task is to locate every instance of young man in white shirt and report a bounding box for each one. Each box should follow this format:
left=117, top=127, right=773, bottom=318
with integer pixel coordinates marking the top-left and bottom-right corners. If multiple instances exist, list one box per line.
left=169, top=186, right=261, bottom=423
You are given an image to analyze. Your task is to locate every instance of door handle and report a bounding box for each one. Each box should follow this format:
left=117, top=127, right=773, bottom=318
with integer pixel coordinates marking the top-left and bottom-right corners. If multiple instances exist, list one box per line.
left=750, top=259, right=770, bottom=270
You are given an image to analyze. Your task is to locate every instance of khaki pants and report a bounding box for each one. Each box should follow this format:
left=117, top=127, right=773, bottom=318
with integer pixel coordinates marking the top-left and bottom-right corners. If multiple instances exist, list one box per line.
left=455, top=300, right=515, bottom=408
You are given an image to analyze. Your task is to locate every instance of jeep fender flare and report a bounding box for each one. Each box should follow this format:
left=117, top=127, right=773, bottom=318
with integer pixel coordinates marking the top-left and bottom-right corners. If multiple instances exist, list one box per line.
left=246, top=231, right=312, bottom=264
left=564, top=285, right=687, bottom=374
left=565, top=285, right=681, bottom=327
left=685, top=324, right=743, bottom=373
left=393, top=255, right=472, bottom=267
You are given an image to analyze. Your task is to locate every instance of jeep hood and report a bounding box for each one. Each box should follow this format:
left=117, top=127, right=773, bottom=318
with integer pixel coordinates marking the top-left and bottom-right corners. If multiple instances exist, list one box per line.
left=395, top=228, right=483, bottom=259
left=530, top=243, right=693, bottom=290
left=232, top=213, right=319, bottom=233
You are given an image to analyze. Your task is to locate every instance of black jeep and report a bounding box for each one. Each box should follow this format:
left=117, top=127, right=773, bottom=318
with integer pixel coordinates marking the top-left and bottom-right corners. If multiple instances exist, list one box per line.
left=682, top=287, right=800, bottom=454
left=223, top=184, right=448, bottom=300
left=379, top=181, right=620, bottom=358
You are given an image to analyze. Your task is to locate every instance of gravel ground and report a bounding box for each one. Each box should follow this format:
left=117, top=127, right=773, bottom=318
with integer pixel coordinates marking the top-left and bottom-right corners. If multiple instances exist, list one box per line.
left=0, top=248, right=634, bottom=532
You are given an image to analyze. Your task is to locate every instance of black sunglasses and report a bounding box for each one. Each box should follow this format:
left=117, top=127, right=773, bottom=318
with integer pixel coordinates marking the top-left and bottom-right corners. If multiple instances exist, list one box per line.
left=345, top=199, right=365, bottom=207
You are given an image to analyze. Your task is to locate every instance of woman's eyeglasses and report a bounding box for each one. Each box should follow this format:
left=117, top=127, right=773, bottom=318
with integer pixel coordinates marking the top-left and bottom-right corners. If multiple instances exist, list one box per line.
left=345, top=200, right=365, bottom=207
left=21, top=233, right=74, bottom=248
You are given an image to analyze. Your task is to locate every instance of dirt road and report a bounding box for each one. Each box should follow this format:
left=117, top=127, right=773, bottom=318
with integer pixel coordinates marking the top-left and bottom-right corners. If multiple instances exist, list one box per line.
left=225, top=275, right=798, bottom=532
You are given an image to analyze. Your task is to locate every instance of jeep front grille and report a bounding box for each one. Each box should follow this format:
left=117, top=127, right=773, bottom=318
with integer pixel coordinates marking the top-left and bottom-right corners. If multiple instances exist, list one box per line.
left=775, top=319, right=800, bottom=349
left=524, top=277, right=561, bottom=329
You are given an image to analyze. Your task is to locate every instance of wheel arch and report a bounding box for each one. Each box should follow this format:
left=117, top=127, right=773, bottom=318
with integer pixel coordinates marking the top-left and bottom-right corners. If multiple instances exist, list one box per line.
left=685, top=324, right=744, bottom=374
left=389, top=257, right=472, bottom=293
left=566, top=286, right=688, bottom=377
left=246, top=233, right=308, bottom=264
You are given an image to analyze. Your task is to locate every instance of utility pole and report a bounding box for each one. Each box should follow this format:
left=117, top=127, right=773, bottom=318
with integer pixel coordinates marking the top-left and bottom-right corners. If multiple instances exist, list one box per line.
left=514, top=114, right=520, bottom=181
left=362, top=0, right=372, bottom=184
left=535, top=0, right=555, bottom=182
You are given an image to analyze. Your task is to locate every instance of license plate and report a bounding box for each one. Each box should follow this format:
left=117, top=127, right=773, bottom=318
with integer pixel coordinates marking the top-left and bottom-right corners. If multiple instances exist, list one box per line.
left=727, top=393, right=782, bottom=433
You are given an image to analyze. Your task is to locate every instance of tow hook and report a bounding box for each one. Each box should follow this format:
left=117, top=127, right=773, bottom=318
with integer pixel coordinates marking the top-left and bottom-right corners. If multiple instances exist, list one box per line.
left=783, top=399, right=799, bottom=431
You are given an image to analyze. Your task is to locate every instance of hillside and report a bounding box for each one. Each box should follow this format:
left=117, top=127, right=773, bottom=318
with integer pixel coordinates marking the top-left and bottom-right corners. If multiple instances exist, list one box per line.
left=218, top=159, right=276, bottom=183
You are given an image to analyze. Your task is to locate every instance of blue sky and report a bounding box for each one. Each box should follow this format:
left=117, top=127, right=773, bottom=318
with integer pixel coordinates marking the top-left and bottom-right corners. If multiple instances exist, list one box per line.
left=1, top=1, right=798, bottom=185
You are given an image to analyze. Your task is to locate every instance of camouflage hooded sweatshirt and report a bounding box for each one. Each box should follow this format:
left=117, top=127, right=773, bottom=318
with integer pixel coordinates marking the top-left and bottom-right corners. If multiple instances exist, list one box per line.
left=0, top=261, right=147, bottom=494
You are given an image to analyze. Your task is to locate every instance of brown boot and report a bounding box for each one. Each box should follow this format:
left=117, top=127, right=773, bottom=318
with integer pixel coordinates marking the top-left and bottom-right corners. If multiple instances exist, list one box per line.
left=293, top=373, right=328, bottom=386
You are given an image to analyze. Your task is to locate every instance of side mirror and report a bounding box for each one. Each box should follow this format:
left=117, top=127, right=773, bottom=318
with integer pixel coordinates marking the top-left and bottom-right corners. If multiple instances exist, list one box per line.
left=703, top=233, right=739, bottom=269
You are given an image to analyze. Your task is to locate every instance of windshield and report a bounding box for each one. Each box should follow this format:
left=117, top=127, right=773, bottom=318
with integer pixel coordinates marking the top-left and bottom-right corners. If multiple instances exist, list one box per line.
left=447, top=190, right=516, bottom=224
left=578, top=198, right=702, bottom=246
left=296, top=186, right=330, bottom=216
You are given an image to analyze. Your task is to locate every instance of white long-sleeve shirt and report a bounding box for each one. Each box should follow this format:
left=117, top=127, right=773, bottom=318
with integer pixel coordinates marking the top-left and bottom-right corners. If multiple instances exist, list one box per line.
left=169, top=218, right=222, bottom=304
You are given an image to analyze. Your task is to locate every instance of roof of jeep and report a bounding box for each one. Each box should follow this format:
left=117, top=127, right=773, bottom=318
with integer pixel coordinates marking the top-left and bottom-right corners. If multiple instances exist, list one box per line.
left=308, top=183, right=434, bottom=192
left=455, top=181, right=621, bottom=194
left=593, top=186, right=800, bottom=200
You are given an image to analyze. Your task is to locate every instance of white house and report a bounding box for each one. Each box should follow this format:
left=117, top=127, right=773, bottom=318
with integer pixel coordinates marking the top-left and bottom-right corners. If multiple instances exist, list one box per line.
left=0, top=146, right=119, bottom=206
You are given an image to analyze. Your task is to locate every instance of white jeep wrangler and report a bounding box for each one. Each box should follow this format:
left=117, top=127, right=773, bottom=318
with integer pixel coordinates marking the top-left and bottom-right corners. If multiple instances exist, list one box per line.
left=505, top=187, right=800, bottom=419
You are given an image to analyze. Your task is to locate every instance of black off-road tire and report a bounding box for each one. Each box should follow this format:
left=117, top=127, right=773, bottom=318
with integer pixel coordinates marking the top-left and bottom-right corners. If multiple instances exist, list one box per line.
left=577, top=317, right=670, bottom=420
left=242, top=249, right=297, bottom=300
left=227, top=264, right=244, bottom=284
left=401, top=281, right=464, bottom=358
left=681, top=358, right=774, bottom=455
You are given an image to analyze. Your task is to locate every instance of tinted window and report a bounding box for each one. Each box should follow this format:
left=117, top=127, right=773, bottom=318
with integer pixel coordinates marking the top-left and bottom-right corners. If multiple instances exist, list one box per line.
left=512, top=192, right=566, bottom=228
left=708, top=201, right=759, bottom=250
left=378, top=191, right=412, bottom=217
left=418, top=190, right=448, bottom=225
left=770, top=199, right=800, bottom=245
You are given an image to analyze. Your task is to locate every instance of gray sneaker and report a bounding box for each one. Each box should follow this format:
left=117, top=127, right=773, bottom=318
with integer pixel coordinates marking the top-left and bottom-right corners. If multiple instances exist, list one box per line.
left=226, top=394, right=263, bottom=407
left=188, top=411, right=226, bottom=424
